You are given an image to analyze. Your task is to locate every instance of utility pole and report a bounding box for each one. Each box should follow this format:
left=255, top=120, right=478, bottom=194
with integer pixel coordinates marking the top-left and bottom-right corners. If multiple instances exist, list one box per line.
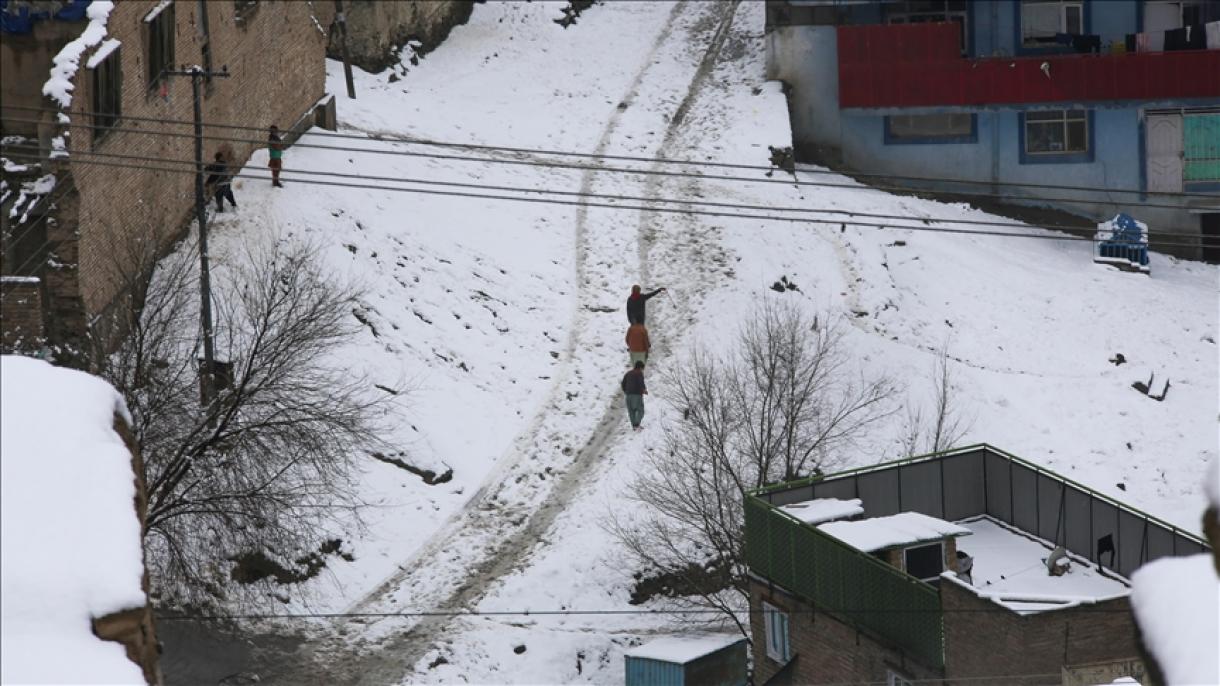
left=164, top=65, right=230, bottom=410
left=334, top=0, right=356, bottom=99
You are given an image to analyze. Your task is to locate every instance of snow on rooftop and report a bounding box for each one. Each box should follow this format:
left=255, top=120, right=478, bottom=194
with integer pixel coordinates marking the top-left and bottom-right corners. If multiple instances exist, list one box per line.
left=818, top=511, right=970, bottom=552
left=42, top=1, right=115, bottom=109
left=950, top=517, right=1130, bottom=615
left=1130, top=554, right=1219, bottom=685
left=624, top=634, right=744, bottom=664
left=780, top=497, right=864, bottom=525
left=1, top=356, right=146, bottom=684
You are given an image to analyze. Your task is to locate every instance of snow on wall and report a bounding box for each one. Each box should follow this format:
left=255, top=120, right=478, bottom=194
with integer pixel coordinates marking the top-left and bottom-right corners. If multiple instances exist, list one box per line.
left=780, top=497, right=864, bottom=525
left=42, top=1, right=116, bottom=109
left=1130, top=554, right=1220, bottom=685
left=818, top=511, right=970, bottom=552
left=0, top=356, right=146, bottom=684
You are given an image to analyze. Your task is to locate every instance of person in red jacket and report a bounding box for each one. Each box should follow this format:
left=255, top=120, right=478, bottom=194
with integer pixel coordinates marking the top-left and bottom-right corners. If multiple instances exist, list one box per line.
left=626, top=321, right=651, bottom=368
left=626, top=284, right=665, bottom=324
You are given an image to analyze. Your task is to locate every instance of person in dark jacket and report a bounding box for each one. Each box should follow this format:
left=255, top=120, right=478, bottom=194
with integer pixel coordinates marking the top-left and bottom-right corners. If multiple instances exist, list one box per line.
left=205, top=151, right=236, bottom=212
left=626, top=284, right=665, bottom=324
left=621, top=360, right=647, bottom=430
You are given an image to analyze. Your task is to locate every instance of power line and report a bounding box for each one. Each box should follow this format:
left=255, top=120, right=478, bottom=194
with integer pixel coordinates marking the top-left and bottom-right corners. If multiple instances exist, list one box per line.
left=6, top=151, right=1209, bottom=250
left=7, top=104, right=1217, bottom=201
left=156, top=604, right=1132, bottom=621
left=7, top=114, right=1218, bottom=217
left=6, top=142, right=1209, bottom=241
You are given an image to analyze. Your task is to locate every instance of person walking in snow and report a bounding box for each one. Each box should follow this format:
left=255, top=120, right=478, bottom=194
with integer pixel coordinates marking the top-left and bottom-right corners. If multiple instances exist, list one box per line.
left=268, top=125, right=285, bottom=188
left=205, top=151, right=237, bottom=212
left=626, top=284, right=665, bottom=325
left=626, top=320, right=650, bottom=368
left=621, top=360, right=647, bottom=430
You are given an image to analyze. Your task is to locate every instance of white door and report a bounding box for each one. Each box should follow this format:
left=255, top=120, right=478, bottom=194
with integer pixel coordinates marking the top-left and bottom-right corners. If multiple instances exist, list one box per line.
left=1146, top=114, right=1184, bottom=193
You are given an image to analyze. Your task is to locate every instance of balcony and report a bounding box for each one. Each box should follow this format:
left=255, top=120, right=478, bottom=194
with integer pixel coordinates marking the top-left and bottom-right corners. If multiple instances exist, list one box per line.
left=837, top=23, right=1220, bottom=109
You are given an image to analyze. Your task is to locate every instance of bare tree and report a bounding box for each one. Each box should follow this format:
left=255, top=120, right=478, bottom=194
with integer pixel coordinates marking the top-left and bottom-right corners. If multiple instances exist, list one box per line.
left=610, top=301, right=896, bottom=636
left=897, top=345, right=972, bottom=458
left=93, top=236, right=393, bottom=605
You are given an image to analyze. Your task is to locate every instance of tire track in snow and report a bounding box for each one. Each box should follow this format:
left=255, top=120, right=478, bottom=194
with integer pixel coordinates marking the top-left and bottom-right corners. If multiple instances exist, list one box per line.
left=257, top=4, right=745, bottom=683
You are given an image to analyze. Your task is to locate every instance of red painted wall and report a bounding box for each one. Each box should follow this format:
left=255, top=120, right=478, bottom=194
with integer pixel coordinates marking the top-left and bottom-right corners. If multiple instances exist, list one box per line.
left=838, top=23, right=1220, bottom=108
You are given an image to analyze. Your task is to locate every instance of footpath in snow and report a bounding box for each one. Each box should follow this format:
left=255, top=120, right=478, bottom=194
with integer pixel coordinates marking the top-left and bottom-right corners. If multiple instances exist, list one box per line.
left=160, top=2, right=1218, bottom=683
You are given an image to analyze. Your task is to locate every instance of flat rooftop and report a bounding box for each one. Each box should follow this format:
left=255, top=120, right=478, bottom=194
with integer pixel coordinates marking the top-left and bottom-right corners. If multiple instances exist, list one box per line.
left=779, top=496, right=1130, bottom=615
left=950, top=516, right=1129, bottom=615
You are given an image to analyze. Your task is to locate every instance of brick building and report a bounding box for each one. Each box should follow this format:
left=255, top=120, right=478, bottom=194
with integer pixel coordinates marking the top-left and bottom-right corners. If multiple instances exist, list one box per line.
left=745, top=444, right=1210, bottom=685
left=1, top=0, right=337, bottom=365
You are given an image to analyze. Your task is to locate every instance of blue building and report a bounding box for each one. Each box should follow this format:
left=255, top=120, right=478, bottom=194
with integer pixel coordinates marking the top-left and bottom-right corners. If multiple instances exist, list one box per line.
left=765, top=0, right=1220, bottom=261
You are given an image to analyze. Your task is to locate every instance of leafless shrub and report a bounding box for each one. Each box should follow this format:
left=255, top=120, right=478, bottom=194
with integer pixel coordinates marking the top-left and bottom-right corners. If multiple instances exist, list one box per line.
left=93, top=235, right=394, bottom=605
left=610, top=300, right=897, bottom=636
left=896, top=345, right=972, bottom=458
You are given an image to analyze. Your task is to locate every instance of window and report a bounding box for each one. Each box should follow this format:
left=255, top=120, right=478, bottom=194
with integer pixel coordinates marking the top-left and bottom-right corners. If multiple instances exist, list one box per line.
left=90, top=46, right=121, bottom=139
left=1024, top=109, right=1088, bottom=155
left=235, top=0, right=259, bottom=23
left=197, top=0, right=213, bottom=90
left=1021, top=0, right=1083, bottom=46
left=145, top=1, right=175, bottom=89
left=1184, top=113, right=1220, bottom=183
left=762, top=602, right=790, bottom=664
left=885, top=113, right=976, bottom=144
left=903, top=543, right=945, bottom=583
left=885, top=1, right=970, bottom=54
left=887, top=669, right=916, bottom=686
left=1145, top=1, right=1207, bottom=34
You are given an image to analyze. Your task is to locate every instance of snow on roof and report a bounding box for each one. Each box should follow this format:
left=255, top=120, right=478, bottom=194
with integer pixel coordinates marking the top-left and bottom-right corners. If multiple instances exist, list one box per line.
left=1, top=356, right=146, bottom=684
left=624, top=634, right=744, bottom=664
left=780, top=497, right=864, bottom=525
left=948, top=517, right=1130, bottom=615
left=42, top=1, right=115, bottom=108
left=1130, top=553, right=1219, bottom=685
left=818, top=511, right=970, bottom=552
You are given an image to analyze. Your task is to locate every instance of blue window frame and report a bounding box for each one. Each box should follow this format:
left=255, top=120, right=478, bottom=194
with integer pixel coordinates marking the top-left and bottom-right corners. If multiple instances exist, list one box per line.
left=884, top=113, right=978, bottom=145
left=1015, top=0, right=1092, bottom=55
left=1019, top=109, right=1095, bottom=164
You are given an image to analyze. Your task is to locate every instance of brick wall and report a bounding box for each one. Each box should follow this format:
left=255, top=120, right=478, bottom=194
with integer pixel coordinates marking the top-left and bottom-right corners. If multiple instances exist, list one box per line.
left=749, top=577, right=943, bottom=685
left=0, top=277, right=45, bottom=351
left=942, top=578, right=1140, bottom=686
left=64, top=0, right=331, bottom=315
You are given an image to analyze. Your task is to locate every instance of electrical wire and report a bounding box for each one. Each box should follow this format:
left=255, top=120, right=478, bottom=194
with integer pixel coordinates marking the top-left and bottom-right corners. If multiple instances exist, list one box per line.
left=5, top=115, right=1217, bottom=215
left=6, top=104, right=1217, bottom=201
left=5, top=152, right=1210, bottom=250
left=156, top=604, right=1132, bottom=621
left=6, top=141, right=1210, bottom=240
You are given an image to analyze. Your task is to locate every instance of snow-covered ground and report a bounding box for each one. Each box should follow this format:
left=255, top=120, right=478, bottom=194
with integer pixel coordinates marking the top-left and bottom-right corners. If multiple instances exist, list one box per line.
left=169, top=1, right=1217, bottom=682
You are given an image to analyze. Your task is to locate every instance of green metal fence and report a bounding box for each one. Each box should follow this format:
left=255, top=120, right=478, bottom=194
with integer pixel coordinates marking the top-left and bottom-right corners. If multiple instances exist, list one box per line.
left=744, top=494, right=944, bottom=669
left=1185, top=113, right=1220, bottom=183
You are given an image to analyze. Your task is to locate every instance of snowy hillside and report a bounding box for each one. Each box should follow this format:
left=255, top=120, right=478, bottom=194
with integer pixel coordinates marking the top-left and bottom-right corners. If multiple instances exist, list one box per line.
left=178, top=2, right=1216, bottom=683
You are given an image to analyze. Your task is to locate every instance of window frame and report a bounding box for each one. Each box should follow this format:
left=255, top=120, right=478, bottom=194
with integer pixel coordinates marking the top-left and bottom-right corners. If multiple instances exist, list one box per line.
left=144, top=1, right=176, bottom=91
left=1019, top=0, right=1086, bottom=49
left=884, top=1, right=971, bottom=55
left=902, top=542, right=946, bottom=583
left=884, top=113, right=978, bottom=145
left=887, top=669, right=916, bottom=686
left=90, top=46, right=121, bottom=143
left=762, top=601, right=791, bottom=664
left=1020, top=109, right=1094, bottom=164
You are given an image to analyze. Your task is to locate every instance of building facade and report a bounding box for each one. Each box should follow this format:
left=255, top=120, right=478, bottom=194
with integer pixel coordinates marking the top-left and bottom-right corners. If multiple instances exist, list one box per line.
left=1, top=0, right=336, bottom=364
left=766, top=0, right=1220, bottom=261
left=744, top=444, right=1211, bottom=685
